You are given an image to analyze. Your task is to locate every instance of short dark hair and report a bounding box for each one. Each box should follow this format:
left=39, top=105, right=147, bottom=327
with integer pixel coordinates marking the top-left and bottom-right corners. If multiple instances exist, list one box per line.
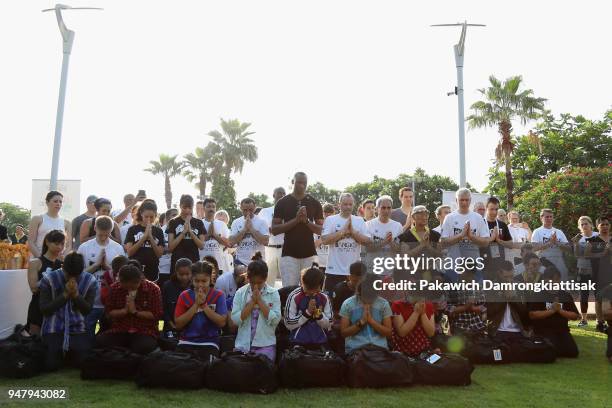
left=196, top=200, right=205, bottom=207
left=63, top=251, right=84, bottom=277
left=240, top=197, right=256, bottom=206
left=45, top=191, right=63, bottom=203
left=293, top=171, right=307, bottom=180
left=203, top=198, right=216, bottom=206
left=486, top=197, right=500, bottom=207
left=302, top=264, right=324, bottom=290
left=542, top=266, right=561, bottom=281
left=191, top=261, right=214, bottom=277
left=203, top=255, right=219, bottom=271
left=180, top=194, right=194, bottom=208
left=323, top=203, right=335, bottom=214
left=398, top=187, right=412, bottom=198
left=119, top=265, right=142, bottom=283
left=357, top=273, right=378, bottom=303
left=94, top=198, right=112, bottom=211
left=111, top=255, right=129, bottom=273
left=495, top=260, right=514, bottom=274
left=523, top=252, right=540, bottom=265
left=596, top=215, right=610, bottom=225
left=361, top=199, right=375, bottom=208
left=175, top=258, right=193, bottom=271
left=94, top=216, right=113, bottom=232
left=350, top=261, right=367, bottom=277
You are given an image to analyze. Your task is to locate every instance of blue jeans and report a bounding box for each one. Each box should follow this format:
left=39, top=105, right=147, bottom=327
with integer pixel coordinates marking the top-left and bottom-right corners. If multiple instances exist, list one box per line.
left=43, top=332, right=91, bottom=371
left=85, top=308, right=104, bottom=344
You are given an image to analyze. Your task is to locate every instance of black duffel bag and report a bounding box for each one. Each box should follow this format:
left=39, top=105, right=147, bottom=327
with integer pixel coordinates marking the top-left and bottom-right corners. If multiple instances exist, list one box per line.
left=506, top=336, right=557, bottom=364
left=0, top=325, right=46, bottom=378
left=346, top=344, right=415, bottom=388
left=206, top=351, right=278, bottom=394
left=461, top=334, right=511, bottom=364
left=136, top=351, right=206, bottom=389
left=279, top=346, right=346, bottom=388
left=413, top=352, right=474, bottom=386
left=80, top=347, right=143, bottom=380
left=219, top=335, right=235, bottom=354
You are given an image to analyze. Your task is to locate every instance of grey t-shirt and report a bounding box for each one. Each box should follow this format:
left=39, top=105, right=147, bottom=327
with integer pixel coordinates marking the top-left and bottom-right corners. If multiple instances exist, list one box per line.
left=71, top=213, right=92, bottom=249
left=390, top=208, right=408, bottom=225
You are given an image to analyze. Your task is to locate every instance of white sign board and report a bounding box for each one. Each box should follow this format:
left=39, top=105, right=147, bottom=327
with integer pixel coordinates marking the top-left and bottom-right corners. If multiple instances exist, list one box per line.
left=31, top=179, right=81, bottom=221
left=442, top=190, right=491, bottom=212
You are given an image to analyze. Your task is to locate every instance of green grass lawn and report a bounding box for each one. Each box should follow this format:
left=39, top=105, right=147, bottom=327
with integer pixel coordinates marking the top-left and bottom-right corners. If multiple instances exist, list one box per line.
left=1, top=324, right=609, bottom=408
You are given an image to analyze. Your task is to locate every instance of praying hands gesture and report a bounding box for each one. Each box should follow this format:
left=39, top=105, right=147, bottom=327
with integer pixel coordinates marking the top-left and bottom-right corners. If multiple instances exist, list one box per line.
left=64, top=278, right=78, bottom=299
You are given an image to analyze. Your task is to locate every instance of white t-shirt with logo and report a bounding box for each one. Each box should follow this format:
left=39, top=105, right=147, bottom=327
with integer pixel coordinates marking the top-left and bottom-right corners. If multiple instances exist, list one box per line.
left=506, top=224, right=530, bottom=262
left=440, top=210, right=490, bottom=261
left=259, top=206, right=284, bottom=246
left=364, top=218, right=403, bottom=275
left=531, top=226, right=569, bottom=277
left=77, top=238, right=126, bottom=308
left=199, top=219, right=230, bottom=270
left=230, top=215, right=269, bottom=265
left=315, top=234, right=329, bottom=267
left=322, top=214, right=370, bottom=276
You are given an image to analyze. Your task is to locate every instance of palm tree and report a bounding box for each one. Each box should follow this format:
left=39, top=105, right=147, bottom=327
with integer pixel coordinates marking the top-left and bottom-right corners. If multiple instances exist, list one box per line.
left=144, top=154, right=184, bottom=209
left=183, top=142, right=221, bottom=199
left=207, top=119, right=258, bottom=180
left=467, top=75, right=546, bottom=208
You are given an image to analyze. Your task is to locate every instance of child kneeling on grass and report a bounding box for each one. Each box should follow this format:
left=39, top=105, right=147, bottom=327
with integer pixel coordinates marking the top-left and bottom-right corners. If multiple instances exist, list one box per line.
left=284, top=263, right=332, bottom=349
left=174, top=261, right=227, bottom=361
left=96, top=264, right=162, bottom=354
left=231, top=252, right=281, bottom=362
left=39, top=252, right=97, bottom=371
left=340, top=273, right=392, bottom=353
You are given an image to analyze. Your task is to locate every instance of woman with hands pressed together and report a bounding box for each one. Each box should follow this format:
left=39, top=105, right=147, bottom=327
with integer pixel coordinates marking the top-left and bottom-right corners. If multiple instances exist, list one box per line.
left=124, top=199, right=165, bottom=282
left=167, top=195, right=205, bottom=274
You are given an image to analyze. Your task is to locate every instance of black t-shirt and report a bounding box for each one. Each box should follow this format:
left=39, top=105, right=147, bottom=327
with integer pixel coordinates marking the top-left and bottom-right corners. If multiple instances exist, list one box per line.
left=527, top=291, right=578, bottom=334
left=10, top=234, right=28, bottom=245
left=483, top=219, right=512, bottom=261
left=167, top=217, right=205, bottom=268
left=125, top=224, right=165, bottom=281
left=332, top=280, right=355, bottom=314
left=273, top=194, right=323, bottom=258
left=0, top=225, right=7, bottom=241
left=398, top=228, right=441, bottom=244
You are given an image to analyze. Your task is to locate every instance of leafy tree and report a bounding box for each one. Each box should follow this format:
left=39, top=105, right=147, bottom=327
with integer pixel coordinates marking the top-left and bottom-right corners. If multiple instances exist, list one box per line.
left=308, top=182, right=341, bottom=205
left=0, top=203, right=31, bottom=235
left=144, top=154, right=184, bottom=209
left=514, top=166, right=610, bottom=236
left=467, top=75, right=546, bottom=208
left=210, top=175, right=239, bottom=221
left=486, top=111, right=612, bottom=206
left=208, top=119, right=258, bottom=180
left=345, top=168, right=462, bottom=228
left=247, top=193, right=272, bottom=209
left=183, top=142, right=221, bottom=199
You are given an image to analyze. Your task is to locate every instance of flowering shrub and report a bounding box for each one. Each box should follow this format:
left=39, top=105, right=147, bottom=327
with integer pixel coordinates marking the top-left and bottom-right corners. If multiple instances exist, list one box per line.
left=515, top=166, right=610, bottom=235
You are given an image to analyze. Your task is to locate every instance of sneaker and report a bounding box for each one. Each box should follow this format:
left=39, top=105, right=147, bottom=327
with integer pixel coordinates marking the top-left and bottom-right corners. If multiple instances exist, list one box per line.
left=596, top=321, right=608, bottom=333
left=577, top=320, right=588, bottom=328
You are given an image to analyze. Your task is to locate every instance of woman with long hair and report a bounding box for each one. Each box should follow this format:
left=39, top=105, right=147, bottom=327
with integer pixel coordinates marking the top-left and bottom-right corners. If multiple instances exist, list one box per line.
left=124, top=199, right=165, bottom=282
left=28, top=191, right=71, bottom=258
left=79, top=198, right=121, bottom=245
left=26, top=230, right=66, bottom=335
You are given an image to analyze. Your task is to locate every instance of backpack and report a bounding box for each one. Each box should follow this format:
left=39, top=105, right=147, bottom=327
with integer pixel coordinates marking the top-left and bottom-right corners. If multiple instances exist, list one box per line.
left=80, top=347, right=143, bottom=380
left=461, top=333, right=511, bottom=364
left=279, top=346, right=346, bottom=388
left=206, top=351, right=278, bottom=394
left=346, top=344, right=415, bottom=388
left=506, top=336, right=557, bottom=364
left=0, top=325, right=46, bottom=378
left=413, top=352, right=474, bottom=386
left=136, top=351, right=206, bottom=389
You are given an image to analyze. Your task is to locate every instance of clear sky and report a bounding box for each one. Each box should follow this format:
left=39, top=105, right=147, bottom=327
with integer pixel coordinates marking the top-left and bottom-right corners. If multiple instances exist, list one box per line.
left=2, top=1, right=611, bottom=213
